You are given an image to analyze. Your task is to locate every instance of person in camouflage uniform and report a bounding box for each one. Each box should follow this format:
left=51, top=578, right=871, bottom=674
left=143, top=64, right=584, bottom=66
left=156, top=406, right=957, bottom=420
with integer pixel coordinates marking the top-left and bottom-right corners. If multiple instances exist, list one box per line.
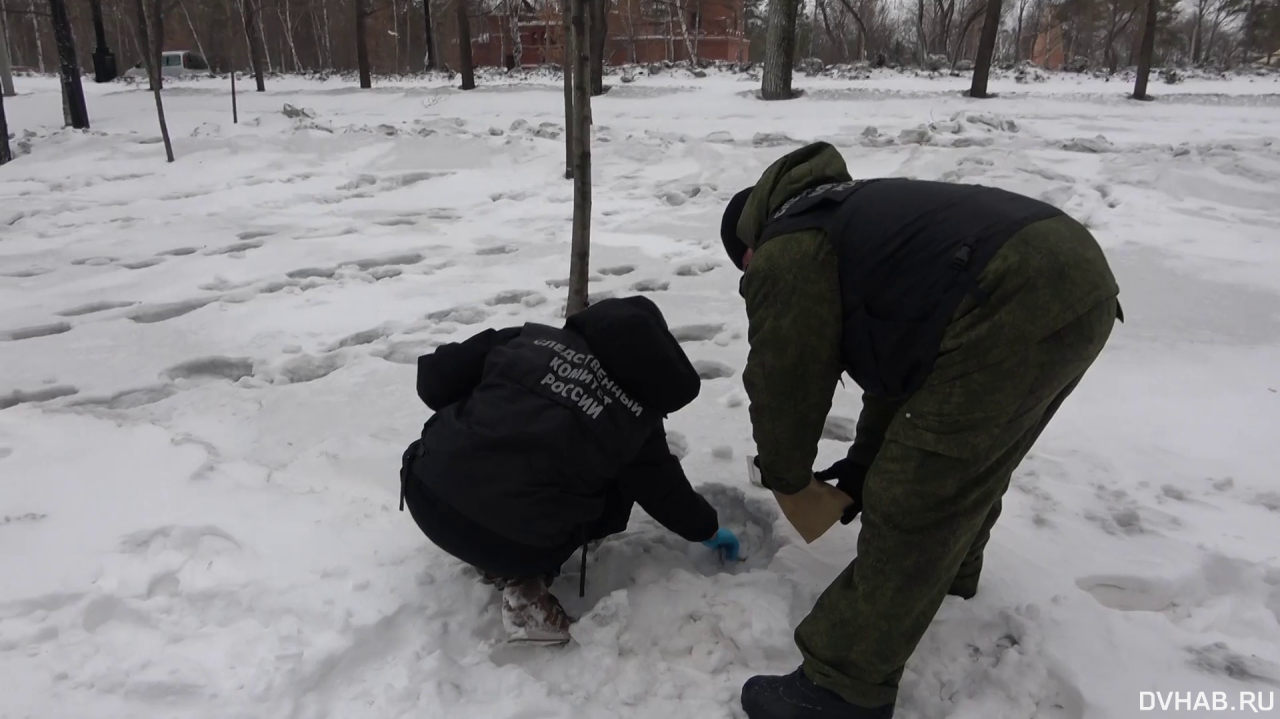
left=720, top=142, right=1121, bottom=719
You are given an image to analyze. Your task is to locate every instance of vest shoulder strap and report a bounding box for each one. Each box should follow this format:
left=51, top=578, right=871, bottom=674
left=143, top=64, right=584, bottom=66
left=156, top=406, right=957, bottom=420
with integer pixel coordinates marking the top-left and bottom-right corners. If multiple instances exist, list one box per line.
left=758, top=179, right=879, bottom=244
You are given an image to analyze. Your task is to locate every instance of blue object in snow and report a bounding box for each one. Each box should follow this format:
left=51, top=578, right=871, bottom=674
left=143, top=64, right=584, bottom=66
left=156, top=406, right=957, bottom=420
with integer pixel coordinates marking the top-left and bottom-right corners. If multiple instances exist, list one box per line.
left=702, top=527, right=741, bottom=562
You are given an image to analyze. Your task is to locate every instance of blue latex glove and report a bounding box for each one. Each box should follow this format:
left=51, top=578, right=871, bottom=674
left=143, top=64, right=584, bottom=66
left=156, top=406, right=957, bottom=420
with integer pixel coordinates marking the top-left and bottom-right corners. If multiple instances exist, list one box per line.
left=702, top=528, right=741, bottom=562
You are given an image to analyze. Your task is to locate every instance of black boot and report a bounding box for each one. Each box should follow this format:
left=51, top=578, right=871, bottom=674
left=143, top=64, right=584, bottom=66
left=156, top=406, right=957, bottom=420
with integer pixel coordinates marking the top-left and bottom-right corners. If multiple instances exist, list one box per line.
left=741, top=668, right=894, bottom=719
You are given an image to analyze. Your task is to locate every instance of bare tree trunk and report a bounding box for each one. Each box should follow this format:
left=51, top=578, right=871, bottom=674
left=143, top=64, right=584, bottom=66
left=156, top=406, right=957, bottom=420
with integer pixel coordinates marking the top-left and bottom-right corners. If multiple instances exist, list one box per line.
left=424, top=0, right=438, bottom=69
left=355, top=0, right=372, bottom=86
left=507, top=0, right=522, bottom=69
left=48, top=0, right=89, bottom=128
left=323, top=1, right=333, bottom=67
left=28, top=0, right=45, bottom=73
left=623, top=0, right=636, bottom=62
left=1013, top=0, right=1024, bottom=63
left=258, top=4, right=272, bottom=72
left=280, top=0, right=301, bottom=71
left=179, top=0, right=209, bottom=66
left=677, top=0, right=698, bottom=65
left=563, top=0, right=573, bottom=178
left=243, top=0, right=267, bottom=89
left=970, top=0, right=1000, bottom=96
left=1242, top=0, right=1254, bottom=63
left=1133, top=0, right=1157, bottom=99
left=761, top=0, right=800, bottom=99
left=392, top=0, right=401, bottom=73
left=0, top=90, right=11, bottom=164
left=134, top=0, right=174, bottom=161
left=566, top=0, right=592, bottom=316
left=456, top=0, right=475, bottom=88
left=0, top=10, right=15, bottom=97
left=915, top=0, right=926, bottom=64
left=588, top=0, right=606, bottom=95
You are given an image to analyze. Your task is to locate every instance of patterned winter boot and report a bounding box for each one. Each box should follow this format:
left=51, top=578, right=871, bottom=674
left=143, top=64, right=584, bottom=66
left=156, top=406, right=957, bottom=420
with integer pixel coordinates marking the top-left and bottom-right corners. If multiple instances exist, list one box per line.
left=501, top=576, right=573, bottom=646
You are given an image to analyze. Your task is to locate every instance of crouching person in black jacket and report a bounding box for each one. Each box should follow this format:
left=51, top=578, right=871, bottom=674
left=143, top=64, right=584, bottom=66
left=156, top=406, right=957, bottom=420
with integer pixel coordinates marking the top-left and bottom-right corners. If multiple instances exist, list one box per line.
left=399, top=296, right=739, bottom=645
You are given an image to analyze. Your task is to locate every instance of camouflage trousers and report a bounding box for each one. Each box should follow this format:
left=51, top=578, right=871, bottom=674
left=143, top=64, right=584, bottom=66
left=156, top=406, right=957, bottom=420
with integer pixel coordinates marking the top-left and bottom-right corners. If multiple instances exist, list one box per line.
left=796, top=292, right=1119, bottom=708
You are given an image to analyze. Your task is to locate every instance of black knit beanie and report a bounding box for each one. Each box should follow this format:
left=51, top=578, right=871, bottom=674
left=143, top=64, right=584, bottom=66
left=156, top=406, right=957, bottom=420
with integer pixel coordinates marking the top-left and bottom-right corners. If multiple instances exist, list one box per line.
left=720, top=187, right=754, bottom=270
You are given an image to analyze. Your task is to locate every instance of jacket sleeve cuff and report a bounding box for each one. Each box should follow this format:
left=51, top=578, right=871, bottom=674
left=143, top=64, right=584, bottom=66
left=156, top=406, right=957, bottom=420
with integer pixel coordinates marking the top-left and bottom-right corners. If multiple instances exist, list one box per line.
left=761, top=467, right=809, bottom=496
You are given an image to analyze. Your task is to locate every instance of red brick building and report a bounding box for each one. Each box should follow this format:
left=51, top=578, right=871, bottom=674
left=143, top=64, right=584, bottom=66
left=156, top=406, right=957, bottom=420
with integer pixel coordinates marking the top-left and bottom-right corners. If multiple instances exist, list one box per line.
left=463, top=0, right=749, bottom=69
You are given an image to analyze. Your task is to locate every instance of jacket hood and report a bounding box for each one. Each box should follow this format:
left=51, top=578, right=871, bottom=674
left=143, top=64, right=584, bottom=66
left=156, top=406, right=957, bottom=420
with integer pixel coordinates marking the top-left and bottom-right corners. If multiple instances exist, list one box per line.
left=564, top=296, right=700, bottom=416
left=735, top=142, right=853, bottom=251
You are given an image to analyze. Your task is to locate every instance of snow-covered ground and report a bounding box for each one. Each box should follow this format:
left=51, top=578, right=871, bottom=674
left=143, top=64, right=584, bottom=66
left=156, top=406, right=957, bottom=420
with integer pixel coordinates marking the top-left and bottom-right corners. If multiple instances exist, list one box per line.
left=2, top=69, right=1279, bottom=718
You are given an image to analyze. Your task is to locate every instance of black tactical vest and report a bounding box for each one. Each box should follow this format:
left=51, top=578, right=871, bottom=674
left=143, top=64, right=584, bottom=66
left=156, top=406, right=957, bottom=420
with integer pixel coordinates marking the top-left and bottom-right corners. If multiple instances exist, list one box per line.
left=759, top=178, right=1064, bottom=399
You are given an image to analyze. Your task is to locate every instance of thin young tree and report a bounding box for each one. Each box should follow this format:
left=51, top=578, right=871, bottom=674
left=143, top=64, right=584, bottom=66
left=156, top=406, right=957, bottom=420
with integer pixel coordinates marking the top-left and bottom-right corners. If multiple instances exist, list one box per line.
left=969, top=0, right=1000, bottom=97
left=134, top=0, right=175, bottom=161
left=1133, top=0, right=1158, bottom=99
left=0, top=90, right=12, bottom=165
left=562, top=0, right=574, bottom=179
left=566, top=0, right=592, bottom=315
left=48, top=0, right=89, bottom=128
left=241, top=0, right=267, bottom=90
left=456, top=0, right=476, bottom=88
left=761, top=0, right=801, bottom=99
left=424, top=0, right=438, bottom=68
left=355, top=0, right=372, bottom=87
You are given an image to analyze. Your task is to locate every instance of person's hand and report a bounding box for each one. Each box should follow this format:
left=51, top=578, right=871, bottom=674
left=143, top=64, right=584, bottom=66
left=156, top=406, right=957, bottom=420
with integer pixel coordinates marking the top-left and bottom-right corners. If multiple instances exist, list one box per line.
left=814, top=458, right=868, bottom=525
left=702, top=527, right=741, bottom=562
left=773, top=479, right=855, bottom=543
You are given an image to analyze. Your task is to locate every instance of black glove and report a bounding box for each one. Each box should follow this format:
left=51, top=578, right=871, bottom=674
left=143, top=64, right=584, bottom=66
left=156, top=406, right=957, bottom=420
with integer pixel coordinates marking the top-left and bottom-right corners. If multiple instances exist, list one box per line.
left=814, top=458, right=868, bottom=525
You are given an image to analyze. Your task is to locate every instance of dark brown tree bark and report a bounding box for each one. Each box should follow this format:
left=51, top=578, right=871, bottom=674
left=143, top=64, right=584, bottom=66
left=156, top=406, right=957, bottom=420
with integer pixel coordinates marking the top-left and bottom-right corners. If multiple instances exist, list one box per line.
left=970, top=0, right=1001, bottom=97
left=0, top=90, right=12, bottom=165
left=134, top=0, right=175, bottom=161
left=456, top=0, right=475, bottom=89
left=588, top=0, right=606, bottom=95
left=566, top=0, right=592, bottom=316
left=563, top=0, right=574, bottom=180
left=423, top=0, right=437, bottom=69
left=355, top=0, right=371, bottom=87
left=761, top=0, right=801, bottom=100
left=48, top=0, right=89, bottom=128
left=1133, top=0, right=1158, bottom=99
left=242, top=0, right=266, bottom=90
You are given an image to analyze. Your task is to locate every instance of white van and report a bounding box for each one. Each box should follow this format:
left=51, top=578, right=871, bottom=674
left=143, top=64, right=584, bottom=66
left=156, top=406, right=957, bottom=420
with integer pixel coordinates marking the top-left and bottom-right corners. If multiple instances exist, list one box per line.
left=125, top=51, right=212, bottom=79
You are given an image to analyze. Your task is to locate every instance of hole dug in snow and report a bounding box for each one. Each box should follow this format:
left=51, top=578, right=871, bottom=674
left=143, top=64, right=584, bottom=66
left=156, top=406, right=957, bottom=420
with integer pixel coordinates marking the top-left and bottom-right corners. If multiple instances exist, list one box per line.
left=556, top=483, right=782, bottom=617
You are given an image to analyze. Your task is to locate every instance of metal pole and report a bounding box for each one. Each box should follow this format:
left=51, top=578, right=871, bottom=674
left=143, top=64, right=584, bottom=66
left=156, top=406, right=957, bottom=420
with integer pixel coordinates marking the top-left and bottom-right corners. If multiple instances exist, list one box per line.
left=231, top=70, right=238, bottom=123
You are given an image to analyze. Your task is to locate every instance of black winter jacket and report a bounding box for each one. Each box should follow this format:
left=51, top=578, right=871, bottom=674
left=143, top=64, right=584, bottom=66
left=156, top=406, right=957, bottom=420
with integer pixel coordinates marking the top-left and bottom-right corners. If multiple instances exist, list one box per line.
left=406, top=296, right=718, bottom=549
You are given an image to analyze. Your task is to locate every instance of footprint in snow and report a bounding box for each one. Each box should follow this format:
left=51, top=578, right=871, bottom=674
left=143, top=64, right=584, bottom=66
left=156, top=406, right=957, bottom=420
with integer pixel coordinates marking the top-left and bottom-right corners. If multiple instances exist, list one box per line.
left=0, top=385, right=80, bottom=410
left=597, top=265, right=636, bottom=276
left=162, top=356, right=256, bottom=382
left=127, top=299, right=216, bottom=324
left=674, top=261, right=719, bottom=277
left=274, top=353, right=347, bottom=384
left=120, top=258, right=165, bottom=270
left=670, top=323, right=725, bottom=343
left=0, top=322, right=73, bottom=342
left=156, top=247, right=200, bottom=257
left=486, top=290, right=542, bottom=306
left=70, top=256, right=116, bottom=266
left=630, top=279, right=669, bottom=293
left=56, top=300, right=137, bottom=317
left=476, top=244, right=517, bottom=256
left=205, top=240, right=265, bottom=256
left=693, top=359, right=735, bottom=380
left=69, top=385, right=179, bottom=411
